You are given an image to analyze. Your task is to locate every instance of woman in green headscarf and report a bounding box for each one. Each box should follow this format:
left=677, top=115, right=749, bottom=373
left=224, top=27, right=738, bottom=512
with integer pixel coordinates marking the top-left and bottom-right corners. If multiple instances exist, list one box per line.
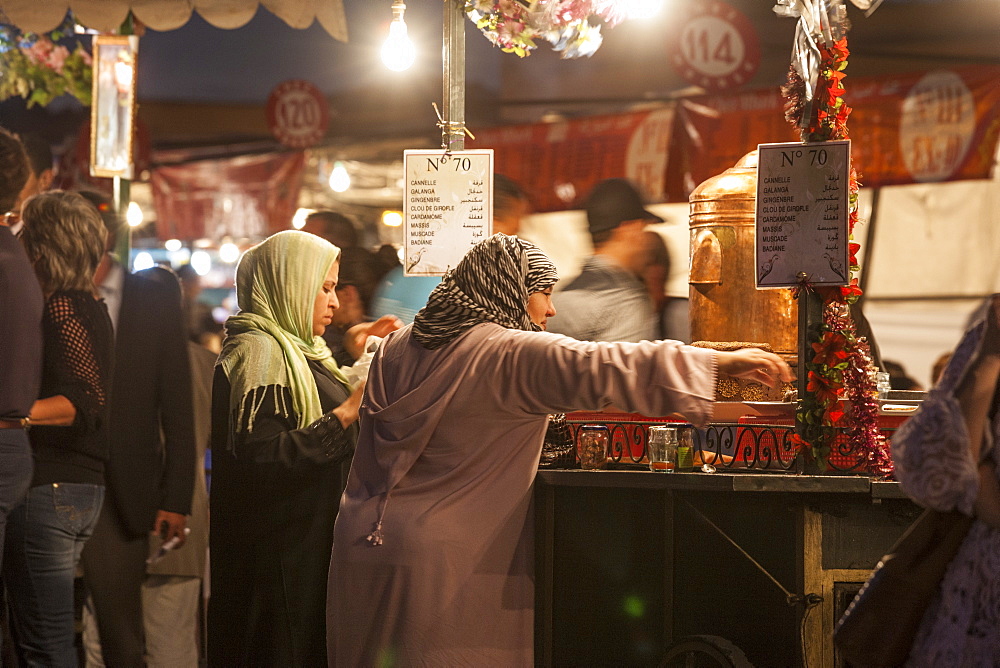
left=208, top=230, right=364, bottom=667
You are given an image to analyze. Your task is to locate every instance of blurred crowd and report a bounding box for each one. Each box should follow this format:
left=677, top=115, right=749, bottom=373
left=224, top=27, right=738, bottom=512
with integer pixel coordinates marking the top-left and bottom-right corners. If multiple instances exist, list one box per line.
left=0, top=123, right=701, bottom=666
left=0, top=125, right=969, bottom=667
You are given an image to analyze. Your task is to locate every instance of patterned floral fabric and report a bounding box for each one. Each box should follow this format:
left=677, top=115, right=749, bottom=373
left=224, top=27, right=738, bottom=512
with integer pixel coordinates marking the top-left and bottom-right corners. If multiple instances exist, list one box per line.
left=891, top=309, right=1000, bottom=666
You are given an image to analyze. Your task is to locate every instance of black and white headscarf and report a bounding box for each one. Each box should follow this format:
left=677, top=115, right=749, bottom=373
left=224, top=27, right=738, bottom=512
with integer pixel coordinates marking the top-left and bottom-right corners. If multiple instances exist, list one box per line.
left=412, top=234, right=559, bottom=350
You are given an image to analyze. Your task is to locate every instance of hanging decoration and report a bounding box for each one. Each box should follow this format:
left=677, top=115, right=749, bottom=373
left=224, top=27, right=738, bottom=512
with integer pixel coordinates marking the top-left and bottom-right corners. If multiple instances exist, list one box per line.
left=463, top=0, right=628, bottom=58
left=776, top=0, right=891, bottom=476
left=0, top=16, right=92, bottom=107
left=90, top=34, right=138, bottom=179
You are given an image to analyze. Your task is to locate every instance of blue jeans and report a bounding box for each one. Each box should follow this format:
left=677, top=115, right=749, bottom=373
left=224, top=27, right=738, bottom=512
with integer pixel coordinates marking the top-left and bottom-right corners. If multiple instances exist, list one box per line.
left=0, top=431, right=33, bottom=659
left=0, top=431, right=33, bottom=569
left=4, top=482, right=105, bottom=668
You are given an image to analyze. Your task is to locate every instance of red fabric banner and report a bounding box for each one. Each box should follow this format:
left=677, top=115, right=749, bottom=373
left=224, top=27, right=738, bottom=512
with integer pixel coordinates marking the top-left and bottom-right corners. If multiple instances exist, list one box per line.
left=472, top=66, right=1000, bottom=211
left=848, top=65, right=1000, bottom=186
left=469, top=107, right=675, bottom=213
left=673, top=65, right=1000, bottom=199
left=150, top=151, right=305, bottom=241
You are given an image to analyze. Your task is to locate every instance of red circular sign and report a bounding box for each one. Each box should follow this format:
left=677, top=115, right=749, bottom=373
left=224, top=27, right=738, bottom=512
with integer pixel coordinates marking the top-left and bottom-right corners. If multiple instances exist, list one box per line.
left=668, top=0, right=760, bottom=92
left=265, top=80, right=330, bottom=148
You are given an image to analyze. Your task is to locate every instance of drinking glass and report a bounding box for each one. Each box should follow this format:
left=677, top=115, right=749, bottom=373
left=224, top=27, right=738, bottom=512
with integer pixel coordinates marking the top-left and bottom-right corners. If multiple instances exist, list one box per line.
left=876, top=371, right=891, bottom=400
left=647, top=426, right=678, bottom=472
left=676, top=428, right=695, bottom=470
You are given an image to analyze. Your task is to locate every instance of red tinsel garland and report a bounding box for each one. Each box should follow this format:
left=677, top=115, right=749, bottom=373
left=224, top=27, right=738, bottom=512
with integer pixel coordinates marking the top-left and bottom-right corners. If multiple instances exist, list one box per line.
left=782, top=36, right=893, bottom=477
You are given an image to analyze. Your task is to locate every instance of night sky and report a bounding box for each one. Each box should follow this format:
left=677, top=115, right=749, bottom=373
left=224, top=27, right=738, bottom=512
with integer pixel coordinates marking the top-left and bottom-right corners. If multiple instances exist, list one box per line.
left=136, top=0, right=501, bottom=104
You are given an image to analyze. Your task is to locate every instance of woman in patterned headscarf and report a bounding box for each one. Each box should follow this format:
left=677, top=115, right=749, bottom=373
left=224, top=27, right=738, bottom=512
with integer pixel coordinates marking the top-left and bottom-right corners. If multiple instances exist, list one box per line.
left=328, top=233, right=792, bottom=666
left=208, top=230, right=364, bottom=667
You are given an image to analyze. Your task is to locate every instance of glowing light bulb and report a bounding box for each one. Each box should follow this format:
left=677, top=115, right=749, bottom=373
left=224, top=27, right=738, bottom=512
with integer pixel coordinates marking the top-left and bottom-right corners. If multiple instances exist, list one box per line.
left=381, top=211, right=403, bottom=228
left=292, top=208, right=314, bottom=229
left=126, top=202, right=143, bottom=227
left=219, top=242, right=240, bottom=264
left=190, top=250, right=212, bottom=276
left=381, top=2, right=416, bottom=72
left=329, top=161, right=350, bottom=193
left=164, top=238, right=182, bottom=252
left=133, top=252, right=154, bottom=272
left=624, top=0, right=664, bottom=20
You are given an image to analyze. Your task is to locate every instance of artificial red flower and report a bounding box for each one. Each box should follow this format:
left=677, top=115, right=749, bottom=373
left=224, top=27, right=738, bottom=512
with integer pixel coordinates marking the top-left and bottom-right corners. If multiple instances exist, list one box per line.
left=826, top=85, right=845, bottom=109
left=840, top=280, right=863, bottom=302
left=848, top=242, right=861, bottom=267
left=807, top=369, right=841, bottom=405
left=837, top=102, right=852, bottom=124
left=811, top=331, right=849, bottom=368
left=825, top=405, right=846, bottom=426
left=831, top=37, right=849, bottom=61
left=789, top=433, right=809, bottom=450
left=821, top=38, right=850, bottom=64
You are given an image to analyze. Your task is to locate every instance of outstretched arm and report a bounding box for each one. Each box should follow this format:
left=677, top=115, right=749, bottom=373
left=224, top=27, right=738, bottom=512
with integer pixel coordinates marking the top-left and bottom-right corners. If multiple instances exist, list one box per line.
left=715, top=348, right=795, bottom=388
left=343, top=316, right=403, bottom=360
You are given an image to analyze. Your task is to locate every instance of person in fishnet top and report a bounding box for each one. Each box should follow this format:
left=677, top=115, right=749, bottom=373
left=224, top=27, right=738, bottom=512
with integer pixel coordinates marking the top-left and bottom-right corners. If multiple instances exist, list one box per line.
left=3, top=191, right=113, bottom=667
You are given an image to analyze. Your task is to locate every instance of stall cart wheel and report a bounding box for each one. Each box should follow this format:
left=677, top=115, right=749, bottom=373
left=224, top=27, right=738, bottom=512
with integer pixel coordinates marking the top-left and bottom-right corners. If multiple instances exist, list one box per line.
left=659, top=635, right=753, bottom=668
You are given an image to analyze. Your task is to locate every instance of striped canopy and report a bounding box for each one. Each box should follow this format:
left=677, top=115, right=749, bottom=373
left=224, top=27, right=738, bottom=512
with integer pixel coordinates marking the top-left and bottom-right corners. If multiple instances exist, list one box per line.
left=0, top=0, right=347, bottom=41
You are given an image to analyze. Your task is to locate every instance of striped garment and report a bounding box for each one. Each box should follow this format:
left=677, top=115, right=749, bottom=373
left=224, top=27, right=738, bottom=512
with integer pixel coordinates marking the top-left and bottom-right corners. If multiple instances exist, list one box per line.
left=412, top=234, right=558, bottom=350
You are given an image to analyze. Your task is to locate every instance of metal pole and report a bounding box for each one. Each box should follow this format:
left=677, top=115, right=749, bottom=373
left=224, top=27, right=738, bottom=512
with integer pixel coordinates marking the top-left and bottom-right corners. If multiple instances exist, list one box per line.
left=112, top=175, right=131, bottom=269
left=115, top=13, right=136, bottom=271
left=441, top=0, right=466, bottom=151
left=795, top=286, right=823, bottom=474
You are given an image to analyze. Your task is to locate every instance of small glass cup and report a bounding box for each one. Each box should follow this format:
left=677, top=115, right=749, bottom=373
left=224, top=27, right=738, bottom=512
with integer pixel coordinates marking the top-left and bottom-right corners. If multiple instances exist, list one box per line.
left=876, top=371, right=891, bottom=400
left=578, top=425, right=609, bottom=470
left=676, top=428, right=695, bottom=470
left=647, top=426, right=678, bottom=473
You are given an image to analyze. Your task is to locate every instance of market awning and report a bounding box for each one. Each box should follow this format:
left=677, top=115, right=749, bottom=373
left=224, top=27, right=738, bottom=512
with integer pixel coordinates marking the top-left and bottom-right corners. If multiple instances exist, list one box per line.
left=0, top=0, right=346, bottom=41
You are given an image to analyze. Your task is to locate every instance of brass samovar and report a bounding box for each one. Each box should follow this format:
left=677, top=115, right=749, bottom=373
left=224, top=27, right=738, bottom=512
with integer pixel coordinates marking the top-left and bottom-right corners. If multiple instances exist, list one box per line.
left=689, top=150, right=798, bottom=360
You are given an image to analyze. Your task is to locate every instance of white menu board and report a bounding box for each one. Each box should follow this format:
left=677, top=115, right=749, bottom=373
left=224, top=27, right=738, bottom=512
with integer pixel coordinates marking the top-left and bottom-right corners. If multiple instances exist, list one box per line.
left=403, top=149, right=494, bottom=276
left=755, top=140, right=850, bottom=288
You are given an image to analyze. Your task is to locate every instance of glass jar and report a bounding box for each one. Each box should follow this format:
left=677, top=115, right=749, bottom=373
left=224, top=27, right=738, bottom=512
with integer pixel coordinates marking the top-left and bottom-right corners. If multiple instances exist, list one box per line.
left=577, top=425, right=609, bottom=470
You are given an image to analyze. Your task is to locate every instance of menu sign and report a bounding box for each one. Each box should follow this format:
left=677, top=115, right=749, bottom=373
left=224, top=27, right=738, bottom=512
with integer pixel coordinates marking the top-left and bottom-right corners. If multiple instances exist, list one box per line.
left=755, top=140, right=850, bottom=288
left=403, top=149, right=494, bottom=276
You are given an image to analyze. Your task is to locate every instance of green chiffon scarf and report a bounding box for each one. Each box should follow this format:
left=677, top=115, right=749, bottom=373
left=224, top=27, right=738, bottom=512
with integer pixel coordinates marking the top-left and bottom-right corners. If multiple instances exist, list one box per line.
left=218, top=230, right=349, bottom=432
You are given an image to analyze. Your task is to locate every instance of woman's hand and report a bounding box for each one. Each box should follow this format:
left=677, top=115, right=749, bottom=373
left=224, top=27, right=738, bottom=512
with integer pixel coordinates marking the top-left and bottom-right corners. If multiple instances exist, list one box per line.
left=344, top=316, right=403, bottom=359
left=716, top=348, right=795, bottom=388
left=331, top=382, right=366, bottom=429
left=28, top=395, right=77, bottom=426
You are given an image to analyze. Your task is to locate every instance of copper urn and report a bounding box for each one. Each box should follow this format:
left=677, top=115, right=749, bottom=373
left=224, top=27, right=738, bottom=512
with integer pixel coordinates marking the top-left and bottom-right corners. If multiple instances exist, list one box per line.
left=688, top=150, right=798, bottom=358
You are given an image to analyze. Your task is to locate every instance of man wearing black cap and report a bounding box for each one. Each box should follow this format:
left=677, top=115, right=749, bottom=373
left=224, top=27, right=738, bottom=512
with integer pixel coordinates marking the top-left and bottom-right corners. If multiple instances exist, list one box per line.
left=547, top=178, right=662, bottom=342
